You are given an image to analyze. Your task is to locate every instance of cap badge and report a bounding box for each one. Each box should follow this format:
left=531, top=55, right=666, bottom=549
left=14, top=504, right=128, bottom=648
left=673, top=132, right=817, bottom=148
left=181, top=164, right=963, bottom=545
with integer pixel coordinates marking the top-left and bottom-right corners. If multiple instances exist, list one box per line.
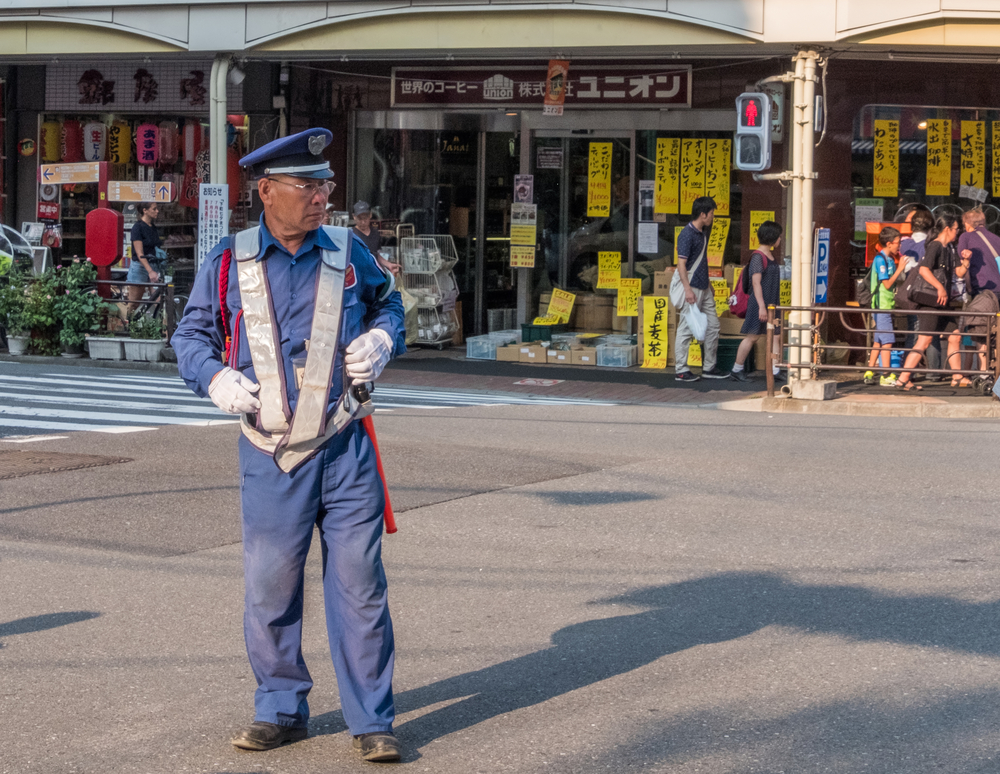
left=308, top=134, right=326, bottom=155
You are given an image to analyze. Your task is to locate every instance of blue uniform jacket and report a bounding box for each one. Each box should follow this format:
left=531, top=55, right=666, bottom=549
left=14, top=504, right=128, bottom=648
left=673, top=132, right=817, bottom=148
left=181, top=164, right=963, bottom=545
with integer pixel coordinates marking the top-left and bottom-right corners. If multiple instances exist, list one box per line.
left=173, top=217, right=406, bottom=413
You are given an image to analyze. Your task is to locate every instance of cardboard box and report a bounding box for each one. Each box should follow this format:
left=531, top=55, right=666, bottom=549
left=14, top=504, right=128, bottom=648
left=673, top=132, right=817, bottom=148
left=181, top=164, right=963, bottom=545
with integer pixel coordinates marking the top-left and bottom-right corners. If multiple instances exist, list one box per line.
left=571, top=346, right=598, bottom=366
left=576, top=303, right=613, bottom=331
left=718, top=314, right=745, bottom=336
left=653, top=269, right=675, bottom=296
left=547, top=349, right=573, bottom=365
left=496, top=344, right=522, bottom=362
left=519, top=344, right=548, bottom=364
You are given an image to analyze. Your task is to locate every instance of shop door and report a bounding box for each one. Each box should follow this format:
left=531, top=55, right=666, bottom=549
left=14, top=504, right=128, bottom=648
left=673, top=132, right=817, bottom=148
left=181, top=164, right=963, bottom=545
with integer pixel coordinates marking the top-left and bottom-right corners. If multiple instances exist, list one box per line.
left=477, top=131, right=520, bottom=334
left=531, top=133, right=632, bottom=294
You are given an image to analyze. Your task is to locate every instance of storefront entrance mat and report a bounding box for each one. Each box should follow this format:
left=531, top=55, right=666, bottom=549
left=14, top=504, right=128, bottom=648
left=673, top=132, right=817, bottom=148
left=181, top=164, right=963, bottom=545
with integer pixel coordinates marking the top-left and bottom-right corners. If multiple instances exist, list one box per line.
left=0, top=450, right=132, bottom=480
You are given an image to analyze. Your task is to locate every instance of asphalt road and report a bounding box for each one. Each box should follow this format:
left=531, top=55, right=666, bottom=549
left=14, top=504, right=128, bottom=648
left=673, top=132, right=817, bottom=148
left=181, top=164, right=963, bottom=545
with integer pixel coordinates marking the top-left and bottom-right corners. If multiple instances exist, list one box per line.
left=3, top=402, right=1000, bottom=773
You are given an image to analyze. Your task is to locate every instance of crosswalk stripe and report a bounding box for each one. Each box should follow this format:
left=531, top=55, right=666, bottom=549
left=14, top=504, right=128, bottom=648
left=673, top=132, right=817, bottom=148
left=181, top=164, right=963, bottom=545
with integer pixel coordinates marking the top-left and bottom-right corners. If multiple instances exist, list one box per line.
left=0, top=405, right=237, bottom=426
left=77, top=373, right=189, bottom=385
left=0, top=391, right=223, bottom=415
left=0, top=374, right=193, bottom=394
left=1, top=381, right=210, bottom=403
left=0, top=418, right=157, bottom=433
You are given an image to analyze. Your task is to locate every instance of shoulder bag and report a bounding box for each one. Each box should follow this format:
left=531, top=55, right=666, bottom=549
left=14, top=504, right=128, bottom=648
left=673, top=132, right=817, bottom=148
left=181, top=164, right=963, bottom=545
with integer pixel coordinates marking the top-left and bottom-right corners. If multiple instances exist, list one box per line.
left=670, top=232, right=707, bottom=309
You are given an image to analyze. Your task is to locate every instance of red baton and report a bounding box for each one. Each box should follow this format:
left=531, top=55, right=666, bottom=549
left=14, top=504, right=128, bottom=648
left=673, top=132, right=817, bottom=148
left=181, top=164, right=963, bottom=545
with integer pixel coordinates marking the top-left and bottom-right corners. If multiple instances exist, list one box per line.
left=361, top=414, right=397, bottom=534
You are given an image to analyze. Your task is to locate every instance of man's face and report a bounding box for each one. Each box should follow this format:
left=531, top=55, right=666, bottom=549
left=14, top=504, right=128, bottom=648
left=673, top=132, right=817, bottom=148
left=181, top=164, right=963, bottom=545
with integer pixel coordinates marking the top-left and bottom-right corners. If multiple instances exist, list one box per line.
left=258, top=175, right=333, bottom=236
left=703, top=209, right=716, bottom=226
left=355, top=212, right=372, bottom=230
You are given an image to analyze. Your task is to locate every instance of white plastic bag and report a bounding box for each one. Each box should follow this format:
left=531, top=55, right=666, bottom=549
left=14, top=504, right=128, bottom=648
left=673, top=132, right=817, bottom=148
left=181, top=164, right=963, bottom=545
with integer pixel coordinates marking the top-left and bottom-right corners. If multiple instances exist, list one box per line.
left=398, top=284, right=419, bottom=347
left=681, top=303, right=708, bottom=342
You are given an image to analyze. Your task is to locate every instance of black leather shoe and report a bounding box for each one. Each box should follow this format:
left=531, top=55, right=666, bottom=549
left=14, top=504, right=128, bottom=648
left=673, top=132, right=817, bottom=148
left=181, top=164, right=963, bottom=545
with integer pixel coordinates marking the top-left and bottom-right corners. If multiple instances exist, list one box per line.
left=353, top=731, right=402, bottom=762
left=231, top=721, right=308, bottom=751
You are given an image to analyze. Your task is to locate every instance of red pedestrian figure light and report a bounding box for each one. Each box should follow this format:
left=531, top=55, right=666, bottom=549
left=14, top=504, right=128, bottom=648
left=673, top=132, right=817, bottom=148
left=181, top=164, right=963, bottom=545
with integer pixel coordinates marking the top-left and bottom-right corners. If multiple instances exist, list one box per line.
left=744, top=99, right=759, bottom=127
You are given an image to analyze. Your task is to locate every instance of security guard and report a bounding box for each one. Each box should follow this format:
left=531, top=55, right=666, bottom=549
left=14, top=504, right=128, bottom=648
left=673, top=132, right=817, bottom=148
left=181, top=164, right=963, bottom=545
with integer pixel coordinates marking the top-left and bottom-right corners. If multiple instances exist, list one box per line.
left=172, top=128, right=405, bottom=763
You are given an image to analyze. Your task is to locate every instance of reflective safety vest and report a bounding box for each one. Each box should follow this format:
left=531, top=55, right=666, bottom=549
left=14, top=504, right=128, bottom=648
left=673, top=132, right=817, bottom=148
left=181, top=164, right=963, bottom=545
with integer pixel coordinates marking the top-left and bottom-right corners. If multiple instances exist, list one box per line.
left=233, top=225, right=374, bottom=473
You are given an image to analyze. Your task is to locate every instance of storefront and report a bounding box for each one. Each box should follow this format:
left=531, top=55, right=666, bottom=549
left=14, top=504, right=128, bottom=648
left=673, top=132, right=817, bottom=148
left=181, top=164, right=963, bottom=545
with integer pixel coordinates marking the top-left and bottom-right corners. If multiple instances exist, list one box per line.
left=335, top=60, right=783, bottom=338
left=23, top=59, right=248, bottom=295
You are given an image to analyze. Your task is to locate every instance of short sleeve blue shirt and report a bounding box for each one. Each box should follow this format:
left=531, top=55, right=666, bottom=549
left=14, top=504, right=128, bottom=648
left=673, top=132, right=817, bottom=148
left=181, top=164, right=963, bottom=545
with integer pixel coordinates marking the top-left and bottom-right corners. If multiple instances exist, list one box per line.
left=677, top=223, right=709, bottom=290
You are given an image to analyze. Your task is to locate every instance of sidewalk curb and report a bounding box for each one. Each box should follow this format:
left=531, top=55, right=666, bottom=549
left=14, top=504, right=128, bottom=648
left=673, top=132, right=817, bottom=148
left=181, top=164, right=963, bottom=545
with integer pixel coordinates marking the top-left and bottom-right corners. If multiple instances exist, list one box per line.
left=0, top=353, right=180, bottom=373
left=756, top=396, right=1000, bottom=418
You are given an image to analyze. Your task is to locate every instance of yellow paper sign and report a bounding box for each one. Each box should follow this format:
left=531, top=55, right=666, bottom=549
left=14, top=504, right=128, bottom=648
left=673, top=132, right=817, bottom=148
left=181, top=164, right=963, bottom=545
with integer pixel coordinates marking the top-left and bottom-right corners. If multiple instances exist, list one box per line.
left=993, top=123, right=1000, bottom=198
left=510, top=245, right=535, bottom=268
left=961, top=120, right=985, bottom=190
left=679, top=139, right=705, bottom=215
left=510, top=202, right=537, bottom=246
left=533, top=314, right=562, bottom=325
left=547, top=288, right=576, bottom=323
left=587, top=142, right=612, bottom=217
left=510, top=224, right=536, bottom=245
left=642, top=295, right=669, bottom=369
left=617, top=278, right=641, bottom=317
left=749, top=211, right=774, bottom=250
left=780, top=279, right=791, bottom=307
left=926, top=119, right=951, bottom=196
left=873, top=119, right=899, bottom=198
left=706, top=217, right=730, bottom=267
left=688, top=342, right=702, bottom=367
left=654, top=138, right=680, bottom=214
left=673, top=226, right=683, bottom=264
left=711, top=278, right=730, bottom=316
left=597, top=251, right=621, bottom=289
left=704, top=139, right=731, bottom=217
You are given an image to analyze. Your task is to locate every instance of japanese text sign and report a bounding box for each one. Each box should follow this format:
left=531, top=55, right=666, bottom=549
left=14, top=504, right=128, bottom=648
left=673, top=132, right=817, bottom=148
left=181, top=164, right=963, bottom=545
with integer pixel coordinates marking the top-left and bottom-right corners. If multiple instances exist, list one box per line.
left=642, top=295, right=668, bottom=369
left=711, top=279, right=730, bottom=316
left=960, top=120, right=985, bottom=190
left=706, top=217, right=730, bottom=267
left=704, top=139, right=731, bottom=217
left=198, top=183, right=228, bottom=272
left=510, top=203, right=537, bottom=246
left=680, top=139, right=705, bottom=215
left=926, top=119, right=951, bottom=196
left=543, top=60, right=570, bottom=116
left=872, top=119, right=898, bottom=198
left=587, top=142, right=612, bottom=217
left=546, top=288, right=576, bottom=323
left=748, top=211, right=774, bottom=250
left=510, top=245, right=535, bottom=268
left=654, top=138, right=680, bottom=214
left=392, top=65, right=691, bottom=109
left=597, top=251, right=622, bottom=289
left=617, top=278, right=641, bottom=317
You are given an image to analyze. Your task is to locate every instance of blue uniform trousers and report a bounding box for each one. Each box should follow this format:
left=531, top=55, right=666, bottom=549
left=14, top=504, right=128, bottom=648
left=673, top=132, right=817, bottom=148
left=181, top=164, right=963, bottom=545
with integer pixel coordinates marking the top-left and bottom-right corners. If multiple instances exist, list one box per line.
left=238, top=422, right=395, bottom=734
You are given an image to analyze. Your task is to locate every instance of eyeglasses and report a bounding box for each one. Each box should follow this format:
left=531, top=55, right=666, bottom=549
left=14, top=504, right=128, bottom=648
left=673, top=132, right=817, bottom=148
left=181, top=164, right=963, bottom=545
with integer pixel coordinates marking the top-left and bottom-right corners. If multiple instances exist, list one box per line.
left=268, top=178, right=335, bottom=197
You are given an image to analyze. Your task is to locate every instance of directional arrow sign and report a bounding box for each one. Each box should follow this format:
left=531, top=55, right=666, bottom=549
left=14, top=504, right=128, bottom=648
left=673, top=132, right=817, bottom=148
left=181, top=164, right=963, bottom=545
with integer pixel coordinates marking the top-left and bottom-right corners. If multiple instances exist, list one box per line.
left=107, top=181, right=173, bottom=203
left=38, top=162, right=100, bottom=185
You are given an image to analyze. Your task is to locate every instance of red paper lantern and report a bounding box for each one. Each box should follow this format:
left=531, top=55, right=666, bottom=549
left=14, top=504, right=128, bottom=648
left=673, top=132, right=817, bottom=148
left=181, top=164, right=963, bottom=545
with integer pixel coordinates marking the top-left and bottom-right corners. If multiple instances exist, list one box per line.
left=159, top=120, right=178, bottom=166
left=61, top=119, right=84, bottom=163
left=136, top=123, right=159, bottom=166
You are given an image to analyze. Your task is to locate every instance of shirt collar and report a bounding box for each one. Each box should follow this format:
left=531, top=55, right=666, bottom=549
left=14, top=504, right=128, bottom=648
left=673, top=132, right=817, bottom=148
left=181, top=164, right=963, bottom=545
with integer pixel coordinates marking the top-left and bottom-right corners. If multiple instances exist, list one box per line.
left=256, top=214, right=338, bottom=261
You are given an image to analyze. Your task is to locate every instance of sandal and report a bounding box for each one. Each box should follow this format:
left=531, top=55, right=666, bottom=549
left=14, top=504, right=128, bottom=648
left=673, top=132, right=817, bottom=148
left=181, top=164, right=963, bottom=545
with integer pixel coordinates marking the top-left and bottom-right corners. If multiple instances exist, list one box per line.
left=896, top=380, right=923, bottom=391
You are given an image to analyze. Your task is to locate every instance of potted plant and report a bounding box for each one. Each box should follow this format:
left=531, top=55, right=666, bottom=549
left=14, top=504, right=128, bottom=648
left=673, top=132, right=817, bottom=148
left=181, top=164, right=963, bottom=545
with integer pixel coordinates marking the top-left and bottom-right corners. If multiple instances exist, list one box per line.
left=52, top=261, right=114, bottom=358
left=0, top=271, right=29, bottom=355
left=20, top=271, right=60, bottom=355
left=124, top=314, right=166, bottom=362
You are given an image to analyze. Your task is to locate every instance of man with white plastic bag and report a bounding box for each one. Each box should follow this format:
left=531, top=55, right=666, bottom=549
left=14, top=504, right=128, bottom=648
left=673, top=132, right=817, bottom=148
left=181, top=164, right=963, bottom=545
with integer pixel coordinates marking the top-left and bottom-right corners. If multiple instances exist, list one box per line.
left=671, top=196, right=727, bottom=382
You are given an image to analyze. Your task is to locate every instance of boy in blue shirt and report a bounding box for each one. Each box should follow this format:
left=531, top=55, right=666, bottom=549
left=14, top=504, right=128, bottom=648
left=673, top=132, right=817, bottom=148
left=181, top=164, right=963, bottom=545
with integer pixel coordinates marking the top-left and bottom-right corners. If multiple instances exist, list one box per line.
left=865, top=226, right=907, bottom=386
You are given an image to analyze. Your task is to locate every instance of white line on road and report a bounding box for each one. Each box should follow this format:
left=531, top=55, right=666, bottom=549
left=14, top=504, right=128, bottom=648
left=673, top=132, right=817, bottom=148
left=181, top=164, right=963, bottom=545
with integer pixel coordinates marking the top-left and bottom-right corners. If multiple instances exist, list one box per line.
left=0, top=374, right=193, bottom=394
left=0, top=434, right=70, bottom=443
left=0, top=391, right=224, bottom=415
left=0, top=418, right=156, bottom=433
left=0, top=405, right=234, bottom=426
left=0, top=381, right=210, bottom=403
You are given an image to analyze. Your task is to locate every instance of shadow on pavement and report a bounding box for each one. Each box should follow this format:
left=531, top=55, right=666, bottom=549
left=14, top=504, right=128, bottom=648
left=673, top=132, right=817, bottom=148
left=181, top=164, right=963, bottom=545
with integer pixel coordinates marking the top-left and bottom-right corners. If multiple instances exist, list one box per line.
left=367, top=572, right=1000, bottom=751
left=529, top=490, right=661, bottom=506
left=0, top=610, right=100, bottom=647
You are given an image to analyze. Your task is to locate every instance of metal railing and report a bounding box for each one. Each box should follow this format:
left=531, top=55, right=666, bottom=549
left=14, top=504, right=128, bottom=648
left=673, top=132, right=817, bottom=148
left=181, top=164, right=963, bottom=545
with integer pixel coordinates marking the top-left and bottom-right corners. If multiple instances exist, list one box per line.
left=764, top=304, right=1000, bottom=398
left=96, top=279, right=177, bottom=343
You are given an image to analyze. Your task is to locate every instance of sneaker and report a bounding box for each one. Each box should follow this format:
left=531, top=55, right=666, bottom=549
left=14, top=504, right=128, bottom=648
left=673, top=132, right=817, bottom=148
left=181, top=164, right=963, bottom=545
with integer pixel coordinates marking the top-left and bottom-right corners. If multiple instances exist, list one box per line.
left=863, top=370, right=876, bottom=385
left=730, top=369, right=748, bottom=382
left=701, top=367, right=731, bottom=379
left=880, top=374, right=898, bottom=387
left=675, top=371, right=701, bottom=383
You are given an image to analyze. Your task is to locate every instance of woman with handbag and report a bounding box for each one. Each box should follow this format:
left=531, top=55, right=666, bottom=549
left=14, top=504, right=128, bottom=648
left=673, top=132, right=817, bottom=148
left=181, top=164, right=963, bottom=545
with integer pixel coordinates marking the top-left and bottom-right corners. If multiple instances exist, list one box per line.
left=895, top=214, right=959, bottom=391
left=730, top=221, right=783, bottom=382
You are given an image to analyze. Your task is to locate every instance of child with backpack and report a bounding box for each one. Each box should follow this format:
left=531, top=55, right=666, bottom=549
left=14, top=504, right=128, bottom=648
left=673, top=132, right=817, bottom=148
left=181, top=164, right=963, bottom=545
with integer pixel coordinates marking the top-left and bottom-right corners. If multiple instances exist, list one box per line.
left=864, top=226, right=907, bottom=386
left=730, top=220, right=783, bottom=382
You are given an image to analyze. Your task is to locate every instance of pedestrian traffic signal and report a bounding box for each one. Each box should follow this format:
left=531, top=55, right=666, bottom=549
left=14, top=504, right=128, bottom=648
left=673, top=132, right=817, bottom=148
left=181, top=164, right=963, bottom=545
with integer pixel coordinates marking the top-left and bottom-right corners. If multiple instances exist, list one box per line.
left=735, top=92, right=772, bottom=172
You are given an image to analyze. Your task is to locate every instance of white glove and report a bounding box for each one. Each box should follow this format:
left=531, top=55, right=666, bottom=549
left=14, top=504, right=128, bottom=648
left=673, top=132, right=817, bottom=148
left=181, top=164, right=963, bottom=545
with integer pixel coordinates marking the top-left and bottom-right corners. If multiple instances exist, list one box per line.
left=208, top=367, right=262, bottom=415
left=344, top=328, right=393, bottom=385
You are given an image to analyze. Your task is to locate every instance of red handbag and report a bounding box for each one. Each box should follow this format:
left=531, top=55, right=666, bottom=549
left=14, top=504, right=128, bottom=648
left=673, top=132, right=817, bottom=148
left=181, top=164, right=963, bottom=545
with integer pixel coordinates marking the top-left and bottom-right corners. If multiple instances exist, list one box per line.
left=728, top=251, right=764, bottom=318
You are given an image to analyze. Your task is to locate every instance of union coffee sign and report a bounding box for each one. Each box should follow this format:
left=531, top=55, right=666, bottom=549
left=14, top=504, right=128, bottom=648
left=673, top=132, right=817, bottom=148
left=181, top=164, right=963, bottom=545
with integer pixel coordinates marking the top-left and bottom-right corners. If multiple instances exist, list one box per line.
left=391, top=65, right=691, bottom=110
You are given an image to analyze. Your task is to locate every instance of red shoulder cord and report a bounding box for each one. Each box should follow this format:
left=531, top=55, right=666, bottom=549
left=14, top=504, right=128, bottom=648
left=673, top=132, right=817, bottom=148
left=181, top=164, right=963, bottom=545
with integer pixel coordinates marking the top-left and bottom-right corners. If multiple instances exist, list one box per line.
left=219, top=248, right=233, bottom=364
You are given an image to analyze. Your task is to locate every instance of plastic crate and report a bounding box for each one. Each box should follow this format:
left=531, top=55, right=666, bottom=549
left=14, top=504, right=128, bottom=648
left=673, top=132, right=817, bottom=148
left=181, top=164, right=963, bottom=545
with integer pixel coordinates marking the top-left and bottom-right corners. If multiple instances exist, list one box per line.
left=489, top=329, right=521, bottom=345
left=466, top=334, right=497, bottom=360
left=715, top=336, right=753, bottom=373
left=521, top=322, right=568, bottom=342
left=596, top=344, right=638, bottom=368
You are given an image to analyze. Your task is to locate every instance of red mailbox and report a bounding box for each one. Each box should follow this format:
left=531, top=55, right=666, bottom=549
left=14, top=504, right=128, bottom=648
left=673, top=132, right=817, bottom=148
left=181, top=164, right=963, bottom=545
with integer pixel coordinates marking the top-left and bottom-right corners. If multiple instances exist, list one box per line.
left=85, top=207, right=124, bottom=296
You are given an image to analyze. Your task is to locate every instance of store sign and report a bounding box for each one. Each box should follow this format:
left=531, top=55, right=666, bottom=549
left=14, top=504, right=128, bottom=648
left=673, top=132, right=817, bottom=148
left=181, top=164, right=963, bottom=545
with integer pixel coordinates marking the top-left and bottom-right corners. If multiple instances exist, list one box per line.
left=654, top=138, right=680, bottom=214
left=510, top=245, right=535, bottom=268
left=391, top=65, right=691, bottom=109
left=993, top=123, right=1000, bottom=198
left=587, top=142, right=612, bottom=217
left=814, top=227, right=830, bottom=304
left=37, top=200, right=60, bottom=222
left=198, top=183, right=228, bottom=272
left=641, top=295, right=668, bottom=369
left=679, top=139, right=705, bottom=216
left=960, top=120, right=985, bottom=190
left=704, top=139, right=731, bottom=217
left=39, top=162, right=100, bottom=184
left=597, top=251, right=621, bottom=289
left=537, top=147, right=563, bottom=169
left=925, top=119, right=951, bottom=196
left=710, top=279, right=729, bottom=316
left=706, top=217, right=730, bottom=267
left=108, top=181, right=173, bottom=203
left=617, top=278, right=641, bottom=317
left=510, top=203, right=537, bottom=245
left=543, top=60, right=570, bottom=116
left=546, top=289, right=576, bottom=323
left=748, top=210, right=774, bottom=250
left=46, top=61, right=242, bottom=114
left=872, top=119, right=899, bottom=198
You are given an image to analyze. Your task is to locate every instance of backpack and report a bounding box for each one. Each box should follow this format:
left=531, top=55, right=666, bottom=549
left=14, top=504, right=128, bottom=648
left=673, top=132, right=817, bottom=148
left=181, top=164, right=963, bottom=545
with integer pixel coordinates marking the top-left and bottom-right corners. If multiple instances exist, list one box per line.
left=855, top=266, right=876, bottom=308
left=728, top=251, right=764, bottom=318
